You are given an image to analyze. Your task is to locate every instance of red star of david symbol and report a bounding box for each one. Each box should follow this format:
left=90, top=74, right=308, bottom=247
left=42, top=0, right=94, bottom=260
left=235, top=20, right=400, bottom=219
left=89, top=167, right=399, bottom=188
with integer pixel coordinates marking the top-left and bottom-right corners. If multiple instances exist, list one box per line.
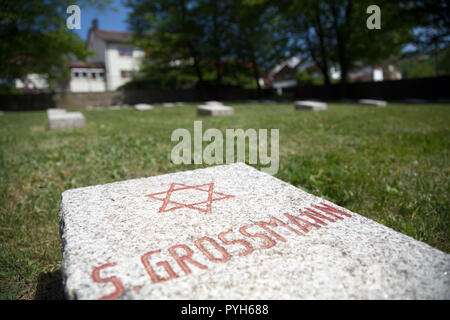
left=145, top=183, right=234, bottom=214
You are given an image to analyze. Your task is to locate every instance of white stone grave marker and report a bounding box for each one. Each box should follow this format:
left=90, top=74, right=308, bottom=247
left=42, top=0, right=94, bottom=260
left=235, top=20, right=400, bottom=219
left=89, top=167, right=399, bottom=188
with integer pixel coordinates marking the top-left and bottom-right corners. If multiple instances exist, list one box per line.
left=358, top=99, right=388, bottom=107
left=134, top=104, right=154, bottom=111
left=48, top=109, right=85, bottom=130
left=59, top=163, right=449, bottom=300
left=295, top=100, right=328, bottom=111
left=197, top=104, right=234, bottom=116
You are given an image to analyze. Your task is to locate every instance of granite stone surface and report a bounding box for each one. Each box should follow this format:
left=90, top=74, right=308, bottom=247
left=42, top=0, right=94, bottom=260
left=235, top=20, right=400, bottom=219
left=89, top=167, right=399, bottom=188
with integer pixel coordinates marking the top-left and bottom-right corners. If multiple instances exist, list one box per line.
left=47, top=108, right=67, bottom=116
left=59, top=163, right=450, bottom=300
left=358, top=99, right=388, bottom=107
left=295, top=100, right=328, bottom=111
left=48, top=111, right=85, bottom=129
left=134, top=104, right=154, bottom=111
left=197, top=104, right=234, bottom=116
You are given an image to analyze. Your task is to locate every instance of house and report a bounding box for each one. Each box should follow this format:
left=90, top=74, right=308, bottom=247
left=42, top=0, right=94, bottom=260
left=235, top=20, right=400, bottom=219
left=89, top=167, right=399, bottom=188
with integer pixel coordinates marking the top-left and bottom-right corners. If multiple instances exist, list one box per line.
left=69, top=61, right=106, bottom=92
left=14, top=74, right=49, bottom=92
left=263, top=57, right=339, bottom=94
left=264, top=57, right=402, bottom=92
left=264, top=57, right=302, bottom=95
left=69, top=19, right=145, bottom=92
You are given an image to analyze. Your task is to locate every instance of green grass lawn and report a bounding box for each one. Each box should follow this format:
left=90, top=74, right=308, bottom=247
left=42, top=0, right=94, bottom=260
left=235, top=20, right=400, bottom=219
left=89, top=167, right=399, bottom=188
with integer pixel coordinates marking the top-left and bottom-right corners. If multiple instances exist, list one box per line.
left=0, top=102, right=449, bottom=299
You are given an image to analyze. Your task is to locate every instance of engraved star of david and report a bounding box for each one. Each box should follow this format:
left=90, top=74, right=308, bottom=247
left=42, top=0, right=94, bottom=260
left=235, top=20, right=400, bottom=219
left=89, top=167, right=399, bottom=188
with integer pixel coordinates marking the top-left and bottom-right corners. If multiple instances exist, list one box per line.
left=145, top=183, right=234, bottom=214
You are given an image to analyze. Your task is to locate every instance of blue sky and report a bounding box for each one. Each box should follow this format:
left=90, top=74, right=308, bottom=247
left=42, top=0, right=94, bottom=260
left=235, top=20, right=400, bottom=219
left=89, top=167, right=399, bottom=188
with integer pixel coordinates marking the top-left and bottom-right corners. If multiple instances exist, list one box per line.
left=74, top=0, right=132, bottom=41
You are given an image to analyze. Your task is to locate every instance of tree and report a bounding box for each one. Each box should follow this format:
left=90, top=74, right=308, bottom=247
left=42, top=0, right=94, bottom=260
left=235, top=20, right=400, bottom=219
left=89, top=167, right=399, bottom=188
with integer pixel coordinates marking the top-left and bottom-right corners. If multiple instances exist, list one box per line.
left=278, top=0, right=414, bottom=95
left=398, top=0, right=450, bottom=75
left=0, top=0, right=112, bottom=89
left=126, top=0, right=212, bottom=87
left=229, top=0, right=288, bottom=93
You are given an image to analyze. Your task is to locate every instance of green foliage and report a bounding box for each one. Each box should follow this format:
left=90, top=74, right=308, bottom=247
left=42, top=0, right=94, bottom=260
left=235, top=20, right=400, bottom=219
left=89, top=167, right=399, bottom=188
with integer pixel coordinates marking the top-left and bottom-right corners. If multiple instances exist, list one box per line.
left=396, top=46, right=450, bottom=79
left=0, top=86, right=23, bottom=95
left=437, top=46, right=450, bottom=75
left=0, top=0, right=112, bottom=89
left=276, top=0, right=415, bottom=86
left=296, top=70, right=323, bottom=86
left=125, top=0, right=287, bottom=89
left=399, top=57, right=436, bottom=79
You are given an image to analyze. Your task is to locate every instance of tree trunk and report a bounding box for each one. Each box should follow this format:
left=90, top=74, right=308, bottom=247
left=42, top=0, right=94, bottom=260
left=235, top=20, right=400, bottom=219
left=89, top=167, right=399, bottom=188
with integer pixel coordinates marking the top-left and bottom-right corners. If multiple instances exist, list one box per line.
left=193, top=54, right=204, bottom=85
left=179, top=0, right=204, bottom=85
left=331, top=0, right=352, bottom=98
left=313, top=9, right=331, bottom=86
left=307, top=17, right=331, bottom=87
left=250, top=51, right=261, bottom=97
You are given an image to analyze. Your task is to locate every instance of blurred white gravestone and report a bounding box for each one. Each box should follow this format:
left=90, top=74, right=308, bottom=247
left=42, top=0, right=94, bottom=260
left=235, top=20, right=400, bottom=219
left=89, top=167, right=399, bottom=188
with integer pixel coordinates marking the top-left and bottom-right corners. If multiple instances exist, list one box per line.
left=294, top=100, right=328, bottom=111
left=197, top=104, right=234, bottom=116
left=47, top=109, right=85, bottom=130
left=358, top=99, right=388, bottom=107
left=134, top=104, right=154, bottom=111
left=59, top=163, right=450, bottom=300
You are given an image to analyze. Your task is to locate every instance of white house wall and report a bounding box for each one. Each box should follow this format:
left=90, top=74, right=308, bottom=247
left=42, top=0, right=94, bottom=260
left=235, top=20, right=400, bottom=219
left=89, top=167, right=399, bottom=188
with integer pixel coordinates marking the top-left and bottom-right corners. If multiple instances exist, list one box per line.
left=70, top=78, right=106, bottom=92
left=105, top=43, right=144, bottom=91
left=69, top=67, right=106, bottom=92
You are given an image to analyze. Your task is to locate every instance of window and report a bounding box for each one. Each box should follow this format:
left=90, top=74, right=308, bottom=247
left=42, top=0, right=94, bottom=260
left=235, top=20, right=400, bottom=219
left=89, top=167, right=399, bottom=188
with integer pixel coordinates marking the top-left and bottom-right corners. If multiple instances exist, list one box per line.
left=119, top=48, right=133, bottom=57
left=74, top=72, right=79, bottom=78
left=120, top=70, right=134, bottom=79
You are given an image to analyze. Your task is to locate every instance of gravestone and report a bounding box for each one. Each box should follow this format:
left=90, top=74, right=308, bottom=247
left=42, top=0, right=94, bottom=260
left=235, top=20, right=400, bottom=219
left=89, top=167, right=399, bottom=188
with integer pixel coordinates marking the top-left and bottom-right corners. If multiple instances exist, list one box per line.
left=134, top=104, right=154, bottom=111
left=47, top=109, right=85, bottom=130
left=358, top=99, right=388, bottom=107
left=59, top=163, right=450, bottom=300
left=109, top=105, right=122, bottom=110
left=197, top=104, right=234, bottom=116
left=295, top=100, right=328, bottom=111
left=163, top=103, right=175, bottom=107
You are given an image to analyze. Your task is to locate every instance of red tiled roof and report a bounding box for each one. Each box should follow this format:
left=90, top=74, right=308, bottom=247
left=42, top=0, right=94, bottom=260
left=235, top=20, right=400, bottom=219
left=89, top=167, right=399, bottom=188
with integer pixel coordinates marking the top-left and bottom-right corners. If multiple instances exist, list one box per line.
left=92, top=29, right=134, bottom=43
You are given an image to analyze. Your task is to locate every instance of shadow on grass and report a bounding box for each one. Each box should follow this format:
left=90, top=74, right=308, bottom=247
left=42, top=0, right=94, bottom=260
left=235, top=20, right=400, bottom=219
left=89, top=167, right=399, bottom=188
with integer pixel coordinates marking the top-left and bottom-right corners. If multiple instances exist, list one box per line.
left=34, top=269, right=65, bottom=300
